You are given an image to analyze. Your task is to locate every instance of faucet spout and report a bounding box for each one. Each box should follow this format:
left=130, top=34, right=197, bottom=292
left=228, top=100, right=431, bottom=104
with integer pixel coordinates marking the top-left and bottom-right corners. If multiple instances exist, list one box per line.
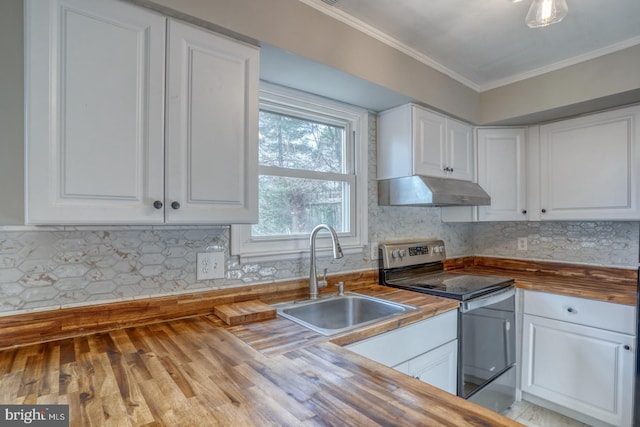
left=309, top=224, right=343, bottom=299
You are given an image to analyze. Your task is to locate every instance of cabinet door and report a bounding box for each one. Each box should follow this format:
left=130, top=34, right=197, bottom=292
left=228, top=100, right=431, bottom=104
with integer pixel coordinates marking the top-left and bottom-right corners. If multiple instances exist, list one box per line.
left=26, top=0, right=166, bottom=224
left=413, top=108, right=447, bottom=178
left=165, top=20, right=259, bottom=224
left=408, top=339, right=458, bottom=394
left=446, top=119, right=474, bottom=182
left=522, top=314, right=634, bottom=426
left=477, top=128, right=527, bottom=221
left=346, top=310, right=457, bottom=368
left=538, top=106, right=640, bottom=220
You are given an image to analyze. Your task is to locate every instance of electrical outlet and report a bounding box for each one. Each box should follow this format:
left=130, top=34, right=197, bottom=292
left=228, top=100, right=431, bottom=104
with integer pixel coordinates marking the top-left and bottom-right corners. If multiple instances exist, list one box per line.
left=517, top=237, right=528, bottom=251
left=197, top=252, right=225, bottom=280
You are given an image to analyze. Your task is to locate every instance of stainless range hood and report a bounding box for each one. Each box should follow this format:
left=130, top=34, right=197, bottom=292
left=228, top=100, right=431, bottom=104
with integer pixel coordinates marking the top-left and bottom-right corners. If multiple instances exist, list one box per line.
left=378, top=175, right=491, bottom=206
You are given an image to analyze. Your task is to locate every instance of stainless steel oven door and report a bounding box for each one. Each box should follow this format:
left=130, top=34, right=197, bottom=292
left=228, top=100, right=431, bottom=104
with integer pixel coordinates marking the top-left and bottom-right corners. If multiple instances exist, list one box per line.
left=459, top=287, right=516, bottom=399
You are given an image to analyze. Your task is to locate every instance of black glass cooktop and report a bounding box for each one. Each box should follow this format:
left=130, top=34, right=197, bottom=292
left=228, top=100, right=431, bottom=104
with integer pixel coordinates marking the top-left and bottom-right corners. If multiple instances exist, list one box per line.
left=385, top=272, right=514, bottom=301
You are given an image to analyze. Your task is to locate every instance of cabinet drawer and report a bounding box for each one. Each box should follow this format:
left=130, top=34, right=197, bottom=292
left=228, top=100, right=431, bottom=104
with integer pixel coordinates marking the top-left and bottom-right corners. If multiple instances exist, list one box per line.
left=523, top=290, right=635, bottom=335
left=346, top=309, right=457, bottom=368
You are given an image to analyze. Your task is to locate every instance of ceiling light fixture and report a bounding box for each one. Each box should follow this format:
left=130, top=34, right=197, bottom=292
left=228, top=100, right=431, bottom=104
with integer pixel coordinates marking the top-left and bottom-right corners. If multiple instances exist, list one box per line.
left=525, top=0, right=568, bottom=28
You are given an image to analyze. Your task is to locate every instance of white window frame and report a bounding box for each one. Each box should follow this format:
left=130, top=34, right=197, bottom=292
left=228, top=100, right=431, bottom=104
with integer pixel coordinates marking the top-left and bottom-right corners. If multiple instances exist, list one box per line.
left=231, top=82, right=368, bottom=263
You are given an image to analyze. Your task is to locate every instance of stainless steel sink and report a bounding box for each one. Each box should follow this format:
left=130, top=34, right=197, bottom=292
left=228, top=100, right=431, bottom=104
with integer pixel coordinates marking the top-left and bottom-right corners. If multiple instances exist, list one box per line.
left=273, top=292, right=418, bottom=336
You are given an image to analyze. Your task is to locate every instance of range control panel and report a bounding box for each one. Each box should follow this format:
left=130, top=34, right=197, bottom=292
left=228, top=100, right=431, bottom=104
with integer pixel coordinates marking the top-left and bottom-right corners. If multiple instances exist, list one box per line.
left=379, top=239, right=446, bottom=269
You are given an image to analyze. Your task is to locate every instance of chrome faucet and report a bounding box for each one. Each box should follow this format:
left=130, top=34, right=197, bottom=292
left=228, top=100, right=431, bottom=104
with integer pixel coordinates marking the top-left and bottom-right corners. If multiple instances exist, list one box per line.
left=308, top=224, right=343, bottom=299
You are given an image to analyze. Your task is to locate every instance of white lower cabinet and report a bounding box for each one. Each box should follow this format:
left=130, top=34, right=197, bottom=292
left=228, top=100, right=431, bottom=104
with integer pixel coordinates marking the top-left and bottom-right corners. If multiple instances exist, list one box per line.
left=521, top=291, right=636, bottom=427
left=346, top=309, right=458, bottom=394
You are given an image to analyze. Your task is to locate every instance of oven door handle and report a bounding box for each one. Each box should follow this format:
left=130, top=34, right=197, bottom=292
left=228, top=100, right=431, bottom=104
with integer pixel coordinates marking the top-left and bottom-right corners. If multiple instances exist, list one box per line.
left=460, top=287, right=515, bottom=313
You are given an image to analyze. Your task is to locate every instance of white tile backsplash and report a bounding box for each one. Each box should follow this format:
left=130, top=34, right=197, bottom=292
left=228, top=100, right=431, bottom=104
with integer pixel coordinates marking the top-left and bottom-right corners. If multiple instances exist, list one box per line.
left=473, top=221, right=639, bottom=268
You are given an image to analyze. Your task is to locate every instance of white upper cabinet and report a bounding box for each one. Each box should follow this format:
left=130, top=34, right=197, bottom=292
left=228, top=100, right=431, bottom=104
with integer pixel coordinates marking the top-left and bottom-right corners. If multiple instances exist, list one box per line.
left=445, top=105, right=640, bottom=223
left=536, top=105, right=640, bottom=221
left=444, top=117, right=474, bottom=182
left=165, top=20, right=258, bottom=224
left=378, top=104, right=474, bottom=182
left=476, top=128, right=527, bottom=221
left=441, top=127, right=527, bottom=223
left=25, top=0, right=258, bottom=225
left=26, top=0, right=166, bottom=224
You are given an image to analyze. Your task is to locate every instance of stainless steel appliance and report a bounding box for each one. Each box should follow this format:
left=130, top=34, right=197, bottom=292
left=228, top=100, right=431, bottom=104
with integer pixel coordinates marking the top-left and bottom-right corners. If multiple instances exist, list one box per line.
left=378, top=175, right=491, bottom=206
left=379, top=239, right=516, bottom=413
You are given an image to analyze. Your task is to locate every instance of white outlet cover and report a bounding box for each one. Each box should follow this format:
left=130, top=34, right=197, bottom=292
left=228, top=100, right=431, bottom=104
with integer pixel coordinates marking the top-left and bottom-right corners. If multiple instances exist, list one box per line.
left=517, top=237, right=528, bottom=251
left=197, top=252, right=225, bottom=280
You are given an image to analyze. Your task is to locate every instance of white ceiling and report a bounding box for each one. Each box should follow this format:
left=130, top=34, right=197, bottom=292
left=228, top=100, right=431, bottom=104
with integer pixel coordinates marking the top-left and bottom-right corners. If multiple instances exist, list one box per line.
left=299, top=0, right=640, bottom=92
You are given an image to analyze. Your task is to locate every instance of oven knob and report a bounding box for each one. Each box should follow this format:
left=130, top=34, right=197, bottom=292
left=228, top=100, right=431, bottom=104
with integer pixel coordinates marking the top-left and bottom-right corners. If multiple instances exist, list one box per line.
left=392, top=249, right=407, bottom=260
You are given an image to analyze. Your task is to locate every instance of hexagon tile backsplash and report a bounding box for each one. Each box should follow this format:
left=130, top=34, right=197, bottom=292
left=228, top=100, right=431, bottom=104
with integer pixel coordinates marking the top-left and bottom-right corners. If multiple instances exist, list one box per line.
left=0, top=226, right=378, bottom=315
left=0, top=227, right=235, bottom=314
left=1, top=220, right=638, bottom=315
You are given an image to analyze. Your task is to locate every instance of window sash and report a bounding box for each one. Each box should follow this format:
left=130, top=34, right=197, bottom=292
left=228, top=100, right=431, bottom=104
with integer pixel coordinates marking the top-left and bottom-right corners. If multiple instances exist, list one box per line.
left=252, top=173, right=355, bottom=239
left=230, top=82, right=368, bottom=263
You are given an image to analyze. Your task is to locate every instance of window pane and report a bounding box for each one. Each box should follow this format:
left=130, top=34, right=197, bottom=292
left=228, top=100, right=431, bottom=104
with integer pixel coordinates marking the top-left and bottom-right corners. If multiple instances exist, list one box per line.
left=252, top=175, right=349, bottom=236
left=259, top=110, right=345, bottom=173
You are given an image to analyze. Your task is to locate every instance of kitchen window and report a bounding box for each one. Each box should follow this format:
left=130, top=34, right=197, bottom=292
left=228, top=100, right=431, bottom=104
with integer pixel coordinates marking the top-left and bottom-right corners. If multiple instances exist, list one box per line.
left=231, top=83, right=368, bottom=262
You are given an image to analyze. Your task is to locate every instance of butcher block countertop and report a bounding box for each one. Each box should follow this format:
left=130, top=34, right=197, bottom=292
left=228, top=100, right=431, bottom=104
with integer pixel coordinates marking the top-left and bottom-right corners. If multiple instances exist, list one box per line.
left=446, top=256, right=638, bottom=306
left=0, top=285, right=523, bottom=427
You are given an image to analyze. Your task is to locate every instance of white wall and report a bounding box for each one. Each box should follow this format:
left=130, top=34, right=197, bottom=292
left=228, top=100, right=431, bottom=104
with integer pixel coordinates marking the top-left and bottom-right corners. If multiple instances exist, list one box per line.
left=137, top=0, right=640, bottom=125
